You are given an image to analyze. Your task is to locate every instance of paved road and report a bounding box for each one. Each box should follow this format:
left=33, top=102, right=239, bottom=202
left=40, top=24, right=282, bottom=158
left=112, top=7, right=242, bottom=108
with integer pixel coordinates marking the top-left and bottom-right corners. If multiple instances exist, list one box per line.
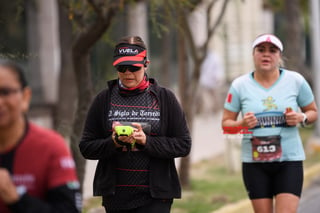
left=298, top=175, right=320, bottom=213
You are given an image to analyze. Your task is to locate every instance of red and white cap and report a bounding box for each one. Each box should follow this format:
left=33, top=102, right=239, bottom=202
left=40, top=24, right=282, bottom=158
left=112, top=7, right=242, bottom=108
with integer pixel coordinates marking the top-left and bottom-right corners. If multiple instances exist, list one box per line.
left=252, top=34, right=283, bottom=52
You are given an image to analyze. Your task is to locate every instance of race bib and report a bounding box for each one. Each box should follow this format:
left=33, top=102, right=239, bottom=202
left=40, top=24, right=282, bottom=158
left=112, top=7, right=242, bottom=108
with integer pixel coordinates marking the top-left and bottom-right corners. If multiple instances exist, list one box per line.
left=251, top=135, right=282, bottom=161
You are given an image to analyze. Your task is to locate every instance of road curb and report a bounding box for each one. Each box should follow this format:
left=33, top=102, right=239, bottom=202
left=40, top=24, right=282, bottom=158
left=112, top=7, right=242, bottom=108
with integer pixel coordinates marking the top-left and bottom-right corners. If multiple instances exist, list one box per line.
left=212, top=163, right=320, bottom=213
left=212, top=199, right=252, bottom=213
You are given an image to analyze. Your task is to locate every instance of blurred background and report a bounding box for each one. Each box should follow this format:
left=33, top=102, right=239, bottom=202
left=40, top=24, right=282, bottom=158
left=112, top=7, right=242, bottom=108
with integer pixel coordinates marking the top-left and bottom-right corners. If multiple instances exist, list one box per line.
left=1, top=0, right=320, bottom=212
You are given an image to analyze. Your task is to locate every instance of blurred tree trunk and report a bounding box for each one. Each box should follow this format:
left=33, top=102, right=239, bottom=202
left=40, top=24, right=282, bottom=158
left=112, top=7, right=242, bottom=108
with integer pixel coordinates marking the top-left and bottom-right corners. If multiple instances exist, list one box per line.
left=71, top=11, right=118, bottom=192
left=25, top=0, right=43, bottom=105
left=175, top=0, right=230, bottom=188
left=160, top=9, right=172, bottom=88
left=70, top=51, right=92, bottom=192
left=177, top=16, right=191, bottom=187
left=55, top=3, right=76, bottom=139
left=57, top=0, right=123, bottom=192
left=160, top=31, right=171, bottom=88
left=56, top=3, right=80, bottom=186
left=283, top=0, right=309, bottom=79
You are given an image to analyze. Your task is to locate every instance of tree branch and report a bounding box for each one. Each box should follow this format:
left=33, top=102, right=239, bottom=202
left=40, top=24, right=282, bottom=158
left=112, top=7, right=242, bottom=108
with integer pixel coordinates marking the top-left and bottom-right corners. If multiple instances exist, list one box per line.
left=179, top=7, right=199, bottom=64
left=198, top=0, right=229, bottom=58
left=87, top=0, right=104, bottom=19
left=206, top=0, right=218, bottom=35
left=208, top=0, right=229, bottom=41
left=73, top=1, right=117, bottom=55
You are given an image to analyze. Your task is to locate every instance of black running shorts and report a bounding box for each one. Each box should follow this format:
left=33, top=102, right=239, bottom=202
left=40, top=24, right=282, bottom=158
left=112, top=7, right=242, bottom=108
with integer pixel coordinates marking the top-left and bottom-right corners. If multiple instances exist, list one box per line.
left=242, top=161, right=303, bottom=199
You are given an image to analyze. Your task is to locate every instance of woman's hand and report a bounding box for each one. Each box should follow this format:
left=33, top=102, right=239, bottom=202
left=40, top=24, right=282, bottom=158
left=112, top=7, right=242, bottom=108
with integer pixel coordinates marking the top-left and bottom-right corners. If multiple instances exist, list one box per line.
left=285, top=110, right=303, bottom=126
left=242, top=112, right=258, bottom=129
left=132, top=123, right=146, bottom=145
left=113, top=133, right=136, bottom=147
left=112, top=123, right=147, bottom=147
left=0, top=168, right=19, bottom=204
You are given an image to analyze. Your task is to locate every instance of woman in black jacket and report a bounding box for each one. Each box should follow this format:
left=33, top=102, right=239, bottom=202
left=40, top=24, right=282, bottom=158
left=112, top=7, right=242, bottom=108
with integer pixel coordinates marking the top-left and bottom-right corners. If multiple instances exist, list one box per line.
left=79, top=35, right=191, bottom=213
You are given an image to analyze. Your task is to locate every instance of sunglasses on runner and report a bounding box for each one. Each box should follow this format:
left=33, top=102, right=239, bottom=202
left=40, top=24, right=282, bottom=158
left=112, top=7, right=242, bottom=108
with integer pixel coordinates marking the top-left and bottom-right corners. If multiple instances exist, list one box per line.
left=116, top=65, right=141, bottom=73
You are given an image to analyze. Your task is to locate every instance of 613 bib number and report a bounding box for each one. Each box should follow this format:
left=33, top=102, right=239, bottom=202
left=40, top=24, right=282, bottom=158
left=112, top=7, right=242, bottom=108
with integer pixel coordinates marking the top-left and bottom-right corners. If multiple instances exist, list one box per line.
left=251, top=136, right=282, bottom=162
left=256, top=145, right=276, bottom=153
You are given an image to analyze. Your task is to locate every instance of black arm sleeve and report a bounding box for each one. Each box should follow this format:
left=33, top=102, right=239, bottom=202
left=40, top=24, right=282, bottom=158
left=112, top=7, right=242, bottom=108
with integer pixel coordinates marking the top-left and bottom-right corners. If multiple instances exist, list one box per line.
left=79, top=90, right=118, bottom=160
left=8, top=184, right=82, bottom=213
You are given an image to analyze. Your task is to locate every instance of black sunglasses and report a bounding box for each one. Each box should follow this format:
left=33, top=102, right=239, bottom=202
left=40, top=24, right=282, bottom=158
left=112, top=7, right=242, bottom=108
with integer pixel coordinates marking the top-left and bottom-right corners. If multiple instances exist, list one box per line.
left=116, top=65, right=141, bottom=73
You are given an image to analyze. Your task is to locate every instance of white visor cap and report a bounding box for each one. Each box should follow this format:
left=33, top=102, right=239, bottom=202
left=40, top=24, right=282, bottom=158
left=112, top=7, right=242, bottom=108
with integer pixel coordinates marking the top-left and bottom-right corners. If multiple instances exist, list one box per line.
left=252, top=34, right=283, bottom=52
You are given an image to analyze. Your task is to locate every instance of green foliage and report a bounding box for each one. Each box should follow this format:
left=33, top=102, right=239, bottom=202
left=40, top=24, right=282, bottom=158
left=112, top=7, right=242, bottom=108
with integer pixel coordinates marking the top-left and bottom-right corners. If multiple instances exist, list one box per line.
left=263, top=0, right=308, bottom=13
left=64, top=0, right=205, bottom=87
left=61, top=0, right=126, bottom=34
left=149, top=1, right=171, bottom=38
left=0, top=0, right=27, bottom=60
left=148, top=0, right=200, bottom=38
left=82, top=197, right=102, bottom=213
left=263, top=0, right=309, bottom=31
left=300, top=127, right=320, bottom=169
left=263, top=0, right=284, bottom=11
left=90, top=36, right=117, bottom=92
left=299, top=0, right=310, bottom=34
left=172, top=158, right=246, bottom=212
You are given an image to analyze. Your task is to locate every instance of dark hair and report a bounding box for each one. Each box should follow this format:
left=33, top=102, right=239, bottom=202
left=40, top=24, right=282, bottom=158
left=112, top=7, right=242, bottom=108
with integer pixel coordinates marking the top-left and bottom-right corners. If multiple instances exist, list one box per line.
left=0, top=59, right=28, bottom=88
left=116, top=36, right=147, bottom=49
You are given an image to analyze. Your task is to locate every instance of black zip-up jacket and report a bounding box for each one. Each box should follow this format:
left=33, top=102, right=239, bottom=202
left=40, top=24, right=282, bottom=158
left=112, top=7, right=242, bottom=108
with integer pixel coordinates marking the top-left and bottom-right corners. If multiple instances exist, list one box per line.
left=79, top=78, right=191, bottom=198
